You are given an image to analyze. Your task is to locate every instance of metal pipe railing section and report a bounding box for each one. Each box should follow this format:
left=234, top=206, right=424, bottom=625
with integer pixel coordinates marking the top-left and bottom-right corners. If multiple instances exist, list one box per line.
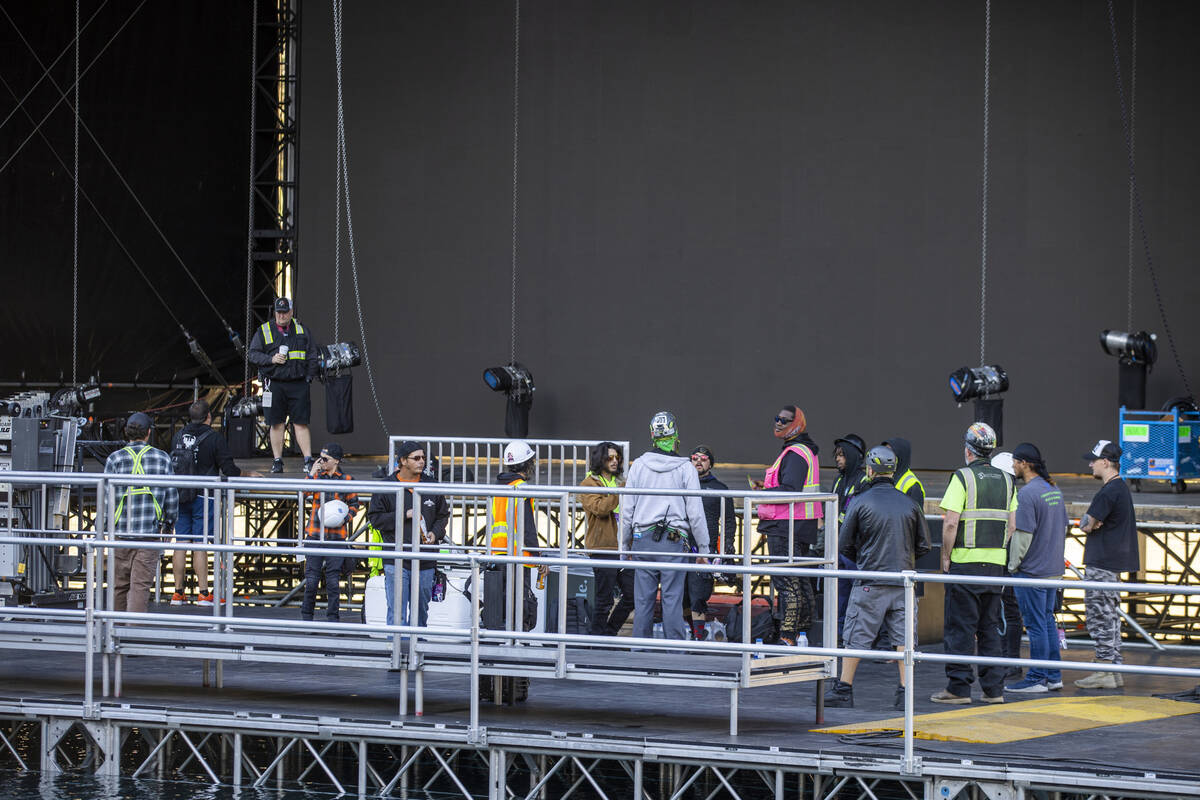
left=5, top=472, right=1200, bottom=774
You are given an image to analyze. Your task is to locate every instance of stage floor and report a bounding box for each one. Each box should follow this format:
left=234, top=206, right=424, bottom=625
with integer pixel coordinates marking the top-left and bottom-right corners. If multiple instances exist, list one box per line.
left=2, top=607, right=1196, bottom=784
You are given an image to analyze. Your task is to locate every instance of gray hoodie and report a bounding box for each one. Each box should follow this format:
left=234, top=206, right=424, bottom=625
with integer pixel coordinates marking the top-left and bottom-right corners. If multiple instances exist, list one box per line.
left=619, top=450, right=710, bottom=553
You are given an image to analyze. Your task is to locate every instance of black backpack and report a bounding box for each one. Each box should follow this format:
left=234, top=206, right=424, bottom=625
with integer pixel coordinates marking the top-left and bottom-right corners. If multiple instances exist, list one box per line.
left=171, top=429, right=213, bottom=505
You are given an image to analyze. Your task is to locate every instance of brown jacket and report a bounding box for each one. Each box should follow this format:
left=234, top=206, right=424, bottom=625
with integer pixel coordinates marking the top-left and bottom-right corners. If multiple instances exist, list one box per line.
left=580, top=472, right=623, bottom=551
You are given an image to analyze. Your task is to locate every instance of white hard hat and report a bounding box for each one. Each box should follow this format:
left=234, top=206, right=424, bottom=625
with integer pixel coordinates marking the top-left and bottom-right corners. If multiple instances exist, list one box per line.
left=319, top=499, right=350, bottom=528
left=990, top=452, right=1015, bottom=477
left=503, top=441, right=535, bottom=466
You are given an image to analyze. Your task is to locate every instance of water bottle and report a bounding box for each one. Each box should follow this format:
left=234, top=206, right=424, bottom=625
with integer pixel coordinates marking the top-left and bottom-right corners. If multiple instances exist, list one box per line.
left=796, top=632, right=808, bottom=649
left=431, top=571, right=446, bottom=603
left=1058, top=627, right=1068, bottom=650
left=653, top=622, right=665, bottom=639
left=536, top=571, right=546, bottom=591
left=753, top=637, right=764, bottom=658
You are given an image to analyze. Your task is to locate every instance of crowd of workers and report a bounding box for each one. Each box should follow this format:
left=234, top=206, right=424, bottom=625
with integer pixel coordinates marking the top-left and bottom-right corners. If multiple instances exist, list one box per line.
left=98, top=300, right=1142, bottom=709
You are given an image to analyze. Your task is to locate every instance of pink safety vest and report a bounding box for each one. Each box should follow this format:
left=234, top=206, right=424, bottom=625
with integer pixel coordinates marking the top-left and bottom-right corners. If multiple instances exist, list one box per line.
left=758, top=444, right=823, bottom=520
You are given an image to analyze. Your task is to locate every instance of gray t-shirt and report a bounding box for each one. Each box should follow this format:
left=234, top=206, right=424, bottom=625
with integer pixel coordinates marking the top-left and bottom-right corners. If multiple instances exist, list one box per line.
left=1013, top=476, right=1068, bottom=578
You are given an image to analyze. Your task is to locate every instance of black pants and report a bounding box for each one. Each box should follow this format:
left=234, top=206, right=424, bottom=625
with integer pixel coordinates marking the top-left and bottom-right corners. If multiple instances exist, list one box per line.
left=943, top=580, right=1004, bottom=697
left=590, top=555, right=634, bottom=636
left=302, top=555, right=344, bottom=621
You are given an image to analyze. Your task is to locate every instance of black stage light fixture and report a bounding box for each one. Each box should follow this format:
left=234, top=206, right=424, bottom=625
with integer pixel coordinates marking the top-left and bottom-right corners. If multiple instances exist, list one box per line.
left=317, top=342, right=362, bottom=378
left=1100, top=329, right=1157, bottom=410
left=949, top=365, right=1009, bottom=446
left=50, top=383, right=101, bottom=414
left=483, top=362, right=534, bottom=438
left=948, top=365, right=1009, bottom=403
left=230, top=396, right=264, bottom=418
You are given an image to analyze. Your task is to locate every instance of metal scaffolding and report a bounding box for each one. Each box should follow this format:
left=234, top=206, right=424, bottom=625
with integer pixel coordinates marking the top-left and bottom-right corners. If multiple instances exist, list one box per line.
left=248, top=0, right=300, bottom=314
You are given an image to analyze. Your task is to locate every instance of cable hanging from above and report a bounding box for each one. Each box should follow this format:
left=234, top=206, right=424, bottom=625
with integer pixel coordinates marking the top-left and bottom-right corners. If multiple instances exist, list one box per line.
left=978, top=0, right=991, bottom=367
left=1126, top=0, right=1136, bottom=333
left=509, top=0, right=521, bottom=365
left=332, top=0, right=389, bottom=435
left=72, top=0, right=80, bottom=385
left=244, top=0, right=259, bottom=394
left=1106, top=0, right=1193, bottom=402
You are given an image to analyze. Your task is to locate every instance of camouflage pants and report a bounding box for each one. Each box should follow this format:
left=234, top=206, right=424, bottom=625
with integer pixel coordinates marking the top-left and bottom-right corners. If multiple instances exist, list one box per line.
left=1084, top=566, right=1122, bottom=664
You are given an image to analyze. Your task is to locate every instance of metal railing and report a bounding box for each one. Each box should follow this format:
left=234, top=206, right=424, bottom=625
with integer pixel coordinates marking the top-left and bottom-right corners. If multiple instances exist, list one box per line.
left=2, top=470, right=1200, bottom=773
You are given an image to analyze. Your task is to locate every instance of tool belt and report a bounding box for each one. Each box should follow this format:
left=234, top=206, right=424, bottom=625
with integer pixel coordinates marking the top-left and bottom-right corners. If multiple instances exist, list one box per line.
left=636, top=521, right=698, bottom=553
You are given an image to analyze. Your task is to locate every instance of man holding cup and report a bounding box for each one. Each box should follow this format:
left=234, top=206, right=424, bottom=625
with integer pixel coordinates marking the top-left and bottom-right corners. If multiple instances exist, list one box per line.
left=247, top=297, right=319, bottom=473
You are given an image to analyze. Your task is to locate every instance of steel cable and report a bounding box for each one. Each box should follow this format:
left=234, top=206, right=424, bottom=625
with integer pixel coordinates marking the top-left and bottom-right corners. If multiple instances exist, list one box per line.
left=1, top=0, right=242, bottom=356
left=979, top=0, right=991, bottom=367
left=332, top=0, right=388, bottom=435
left=1126, top=0, right=1136, bottom=332
left=245, top=0, right=259, bottom=392
left=510, top=0, right=521, bottom=365
left=1107, top=0, right=1194, bottom=402
left=72, top=0, right=80, bottom=385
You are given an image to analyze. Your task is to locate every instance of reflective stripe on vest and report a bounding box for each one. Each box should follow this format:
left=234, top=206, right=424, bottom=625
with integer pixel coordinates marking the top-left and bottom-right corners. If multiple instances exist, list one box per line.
left=491, top=478, right=536, bottom=565
left=114, top=445, right=162, bottom=523
left=951, top=462, right=1012, bottom=565
left=895, top=470, right=924, bottom=499
left=758, top=444, right=823, bottom=520
left=261, top=320, right=306, bottom=354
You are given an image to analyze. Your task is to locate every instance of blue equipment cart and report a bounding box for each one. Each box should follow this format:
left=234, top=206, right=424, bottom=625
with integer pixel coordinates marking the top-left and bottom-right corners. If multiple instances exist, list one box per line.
left=1118, top=406, right=1200, bottom=493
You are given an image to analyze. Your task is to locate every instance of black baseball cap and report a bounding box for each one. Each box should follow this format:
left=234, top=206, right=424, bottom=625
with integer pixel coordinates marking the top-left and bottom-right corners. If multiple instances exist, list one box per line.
left=690, top=445, right=716, bottom=466
left=126, top=411, right=152, bottom=429
left=274, top=297, right=292, bottom=313
left=321, top=443, right=345, bottom=461
left=396, top=440, right=423, bottom=459
left=1082, top=440, right=1122, bottom=462
left=1012, top=442, right=1043, bottom=464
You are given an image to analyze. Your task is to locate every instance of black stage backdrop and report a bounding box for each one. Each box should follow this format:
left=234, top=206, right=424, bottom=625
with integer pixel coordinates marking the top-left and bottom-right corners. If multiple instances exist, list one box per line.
left=290, top=1, right=1200, bottom=471
left=1, top=2, right=250, bottom=386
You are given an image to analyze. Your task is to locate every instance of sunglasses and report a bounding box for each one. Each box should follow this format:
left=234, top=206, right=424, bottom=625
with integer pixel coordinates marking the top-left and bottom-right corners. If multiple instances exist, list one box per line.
left=406, top=454, right=427, bottom=461
left=774, top=416, right=794, bottom=425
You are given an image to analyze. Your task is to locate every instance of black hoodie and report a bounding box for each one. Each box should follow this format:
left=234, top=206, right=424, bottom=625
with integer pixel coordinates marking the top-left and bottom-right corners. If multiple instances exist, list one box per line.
left=883, top=437, right=925, bottom=506
left=831, top=438, right=865, bottom=518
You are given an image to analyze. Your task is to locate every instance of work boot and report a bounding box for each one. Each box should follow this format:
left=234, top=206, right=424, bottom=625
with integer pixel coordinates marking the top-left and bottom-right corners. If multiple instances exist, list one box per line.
left=980, top=693, right=1005, bottom=704
left=824, top=680, right=854, bottom=708
left=1074, top=670, right=1118, bottom=689
left=930, top=689, right=971, bottom=705
left=271, top=458, right=284, bottom=474
left=893, top=684, right=906, bottom=710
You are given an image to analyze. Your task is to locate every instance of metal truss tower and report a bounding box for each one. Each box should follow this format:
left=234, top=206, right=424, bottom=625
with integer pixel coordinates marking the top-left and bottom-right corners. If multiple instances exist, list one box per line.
left=247, top=0, right=300, bottom=323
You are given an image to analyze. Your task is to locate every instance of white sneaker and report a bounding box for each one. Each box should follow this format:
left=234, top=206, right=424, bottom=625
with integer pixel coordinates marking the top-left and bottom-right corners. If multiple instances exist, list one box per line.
left=1046, top=680, right=1064, bottom=690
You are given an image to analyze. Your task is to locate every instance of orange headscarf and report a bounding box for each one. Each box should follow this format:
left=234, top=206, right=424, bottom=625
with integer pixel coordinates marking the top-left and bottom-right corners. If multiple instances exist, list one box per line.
left=775, top=405, right=807, bottom=439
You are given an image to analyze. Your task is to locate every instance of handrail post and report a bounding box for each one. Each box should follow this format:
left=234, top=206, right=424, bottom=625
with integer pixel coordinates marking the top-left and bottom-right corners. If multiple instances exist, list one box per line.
left=556, top=492, right=568, bottom=677
left=83, top=541, right=95, bottom=717
left=469, top=555, right=482, bottom=743
left=901, top=571, right=920, bottom=776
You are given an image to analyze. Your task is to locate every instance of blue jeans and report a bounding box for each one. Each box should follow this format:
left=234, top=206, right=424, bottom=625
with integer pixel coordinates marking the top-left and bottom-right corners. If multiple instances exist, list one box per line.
left=1013, top=575, right=1061, bottom=683
left=384, top=563, right=433, bottom=629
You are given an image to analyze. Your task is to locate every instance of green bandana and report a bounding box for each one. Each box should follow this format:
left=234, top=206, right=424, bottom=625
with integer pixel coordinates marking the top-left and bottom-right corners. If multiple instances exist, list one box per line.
left=653, top=435, right=679, bottom=454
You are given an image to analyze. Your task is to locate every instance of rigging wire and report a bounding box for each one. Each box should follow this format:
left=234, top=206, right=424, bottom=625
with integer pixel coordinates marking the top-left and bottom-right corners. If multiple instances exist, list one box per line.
left=244, top=0, right=259, bottom=393
left=1126, top=0, right=1136, bottom=332
left=72, top=0, right=80, bottom=385
left=979, top=0, right=991, bottom=367
left=0, top=0, right=244, bottom=359
left=0, top=0, right=107, bottom=137
left=509, top=0, right=521, bottom=365
left=332, top=0, right=388, bottom=435
left=1107, top=0, right=1194, bottom=402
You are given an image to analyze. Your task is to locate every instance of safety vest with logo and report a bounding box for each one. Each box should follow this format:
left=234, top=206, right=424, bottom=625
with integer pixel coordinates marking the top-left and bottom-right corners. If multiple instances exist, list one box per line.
left=950, top=461, right=1013, bottom=566
left=895, top=469, right=925, bottom=503
left=832, top=471, right=867, bottom=523
left=758, top=444, right=823, bottom=520
left=491, top=478, right=537, bottom=565
left=114, top=445, right=162, bottom=525
left=257, top=319, right=309, bottom=380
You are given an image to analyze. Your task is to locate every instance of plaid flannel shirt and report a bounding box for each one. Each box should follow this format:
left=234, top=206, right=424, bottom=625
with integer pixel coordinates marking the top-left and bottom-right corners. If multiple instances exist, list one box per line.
left=304, top=471, right=360, bottom=541
left=104, top=442, right=179, bottom=539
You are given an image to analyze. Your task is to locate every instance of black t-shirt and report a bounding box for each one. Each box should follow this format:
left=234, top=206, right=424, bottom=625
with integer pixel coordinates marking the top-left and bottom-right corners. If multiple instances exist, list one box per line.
left=1083, top=478, right=1139, bottom=573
